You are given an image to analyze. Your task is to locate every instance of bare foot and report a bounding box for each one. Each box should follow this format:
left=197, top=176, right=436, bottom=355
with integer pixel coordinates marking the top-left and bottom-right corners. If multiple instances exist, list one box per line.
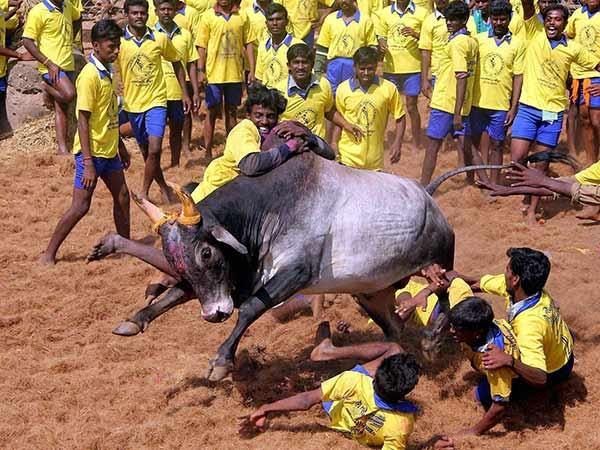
left=310, top=321, right=335, bottom=361
left=576, top=206, right=600, bottom=221
left=87, top=233, right=121, bottom=262
left=526, top=210, right=539, bottom=227
left=39, top=252, right=56, bottom=265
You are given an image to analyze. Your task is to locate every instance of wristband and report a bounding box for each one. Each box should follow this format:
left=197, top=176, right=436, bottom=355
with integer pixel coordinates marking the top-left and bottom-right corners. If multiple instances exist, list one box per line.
left=42, top=57, right=49, bottom=66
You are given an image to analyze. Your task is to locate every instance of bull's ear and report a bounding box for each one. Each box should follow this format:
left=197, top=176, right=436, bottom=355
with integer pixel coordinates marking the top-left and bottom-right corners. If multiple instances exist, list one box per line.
left=210, top=226, right=248, bottom=255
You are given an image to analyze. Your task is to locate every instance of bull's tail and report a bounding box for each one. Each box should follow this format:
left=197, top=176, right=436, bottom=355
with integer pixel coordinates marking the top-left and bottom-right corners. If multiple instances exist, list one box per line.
left=425, top=151, right=581, bottom=196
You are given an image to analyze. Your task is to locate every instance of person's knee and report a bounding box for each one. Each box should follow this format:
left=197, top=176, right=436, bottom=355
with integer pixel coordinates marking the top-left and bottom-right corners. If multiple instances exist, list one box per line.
left=589, top=110, right=600, bottom=129
left=406, top=97, right=419, bottom=114
left=72, top=195, right=92, bottom=217
left=118, top=186, right=130, bottom=207
left=58, top=80, right=76, bottom=103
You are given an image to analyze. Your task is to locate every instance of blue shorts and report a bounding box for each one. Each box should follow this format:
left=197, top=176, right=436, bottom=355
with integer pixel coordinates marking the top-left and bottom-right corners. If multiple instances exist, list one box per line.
left=326, top=57, right=354, bottom=95
left=384, top=72, right=421, bottom=97
left=470, top=106, right=508, bottom=141
left=73, top=152, right=123, bottom=190
left=577, top=77, right=600, bottom=108
left=511, top=103, right=564, bottom=149
left=167, top=100, right=185, bottom=125
left=431, top=75, right=436, bottom=89
left=0, top=76, right=6, bottom=94
left=128, top=106, right=167, bottom=146
left=205, top=82, right=243, bottom=109
left=118, top=109, right=129, bottom=126
left=426, top=108, right=471, bottom=140
left=302, top=28, right=315, bottom=48
left=42, top=70, right=75, bottom=84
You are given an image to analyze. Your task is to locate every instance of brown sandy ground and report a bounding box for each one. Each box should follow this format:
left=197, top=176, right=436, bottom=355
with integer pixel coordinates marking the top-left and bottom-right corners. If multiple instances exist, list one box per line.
left=1, top=109, right=600, bottom=450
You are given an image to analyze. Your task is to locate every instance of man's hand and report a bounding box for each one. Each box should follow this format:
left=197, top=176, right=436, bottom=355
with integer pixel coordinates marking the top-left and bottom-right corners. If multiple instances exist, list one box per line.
left=82, top=159, right=97, bottom=189
left=274, top=121, right=310, bottom=139
left=453, top=114, right=464, bottom=132
left=506, top=161, right=547, bottom=188
left=378, top=39, right=389, bottom=54
left=239, top=408, right=268, bottom=435
left=119, top=148, right=131, bottom=170
left=46, top=61, right=60, bottom=85
left=192, top=92, right=201, bottom=113
left=421, top=78, right=432, bottom=99
left=481, top=344, right=513, bottom=370
left=182, top=94, right=193, bottom=115
left=475, top=180, right=509, bottom=196
left=504, top=108, right=517, bottom=127
left=434, top=435, right=455, bottom=449
left=421, top=263, right=447, bottom=286
left=197, top=69, right=207, bottom=88
left=286, top=137, right=306, bottom=153
left=247, top=71, right=256, bottom=85
left=401, top=26, right=419, bottom=39
left=586, top=84, right=600, bottom=97
left=389, top=142, right=402, bottom=164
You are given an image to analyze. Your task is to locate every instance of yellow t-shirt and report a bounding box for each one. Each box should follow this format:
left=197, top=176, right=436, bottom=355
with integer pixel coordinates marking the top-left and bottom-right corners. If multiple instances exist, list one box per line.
left=374, top=2, right=428, bottom=74
left=156, top=25, right=198, bottom=101
left=196, top=8, right=253, bottom=83
left=280, top=0, right=335, bottom=40
left=575, top=160, right=600, bottom=184
left=174, top=5, right=203, bottom=41
left=317, top=10, right=377, bottom=60
left=566, top=6, right=600, bottom=79
left=412, top=0, right=432, bottom=14
left=466, top=12, right=526, bottom=42
left=395, top=278, right=474, bottom=327
left=22, top=0, right=81, bottom=74
left=357, top=0, right=386, bottom=17
left=118, top=27, right=181, bottom=113
left=520, top=17, right=600, bottom=113
left=418, top=9, right=447, bottom=77
left=0, top=1, right=6, bottom=79
left=511, top=0, right=524, bottom=18
left=461, top=319, right=520, bottom=402
left=335, top=77, right=405, bottom=170
left=275, top=76, right=334, bottom=138
left=73, top=58, right=119, bottom=158
left=191, top=119, right=261, bottom=202
left=321, top=367, right=416, bottom=450
left=479, top=274, right=574, bottom=373
left=186, top=0, right=211, bottom=14
left=472, top=32, right=525, bottom=111
left=245, top=5, right=269, bottom=56
left=255, top=34, right=303, bottom=87
left=430, top=31, right=478, bottom=116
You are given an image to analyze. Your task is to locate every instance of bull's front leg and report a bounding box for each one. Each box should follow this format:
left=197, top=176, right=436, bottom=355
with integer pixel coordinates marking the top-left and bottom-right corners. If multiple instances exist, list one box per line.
left=206, top=268, right=310, bottom=381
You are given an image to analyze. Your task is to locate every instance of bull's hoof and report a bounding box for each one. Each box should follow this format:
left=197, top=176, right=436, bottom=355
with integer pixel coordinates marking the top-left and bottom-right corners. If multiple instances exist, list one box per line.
left=205, top=358, right=234, bottom=381
left=112, top=320, right=143, bottom=336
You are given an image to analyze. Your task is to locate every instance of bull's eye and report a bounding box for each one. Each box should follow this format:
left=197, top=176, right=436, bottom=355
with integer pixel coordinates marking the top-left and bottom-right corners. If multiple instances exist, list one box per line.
left=201, top=247, right=212, bottom=260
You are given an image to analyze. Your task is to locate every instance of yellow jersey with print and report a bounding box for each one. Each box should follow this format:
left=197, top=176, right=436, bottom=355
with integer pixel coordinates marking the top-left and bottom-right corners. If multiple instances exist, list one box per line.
left=461, top=319, right=519, bottom=402
left=22, top=0, right=81, bottom=74
left=412, top=0, right=432, bottom=14
left=0, top=0, right=6, bottom=79
left=335, top=76, right=405, bottom=170
left=430, top=30, right=478, bottom=116
left=511, top=0, right=524, bottom=17
left=472, top=31, right=525, bottom=112
left=374, top=2, right=427, bottom=74
left=418, top=9, right=448, bottom=77
left=479, top=274, right=574, bottom=373
left=566, top=6, right=600, bottom=79
left=174, top=5, right=203, bottom=41
left=255, top=34, right=303, bottom=87
left=118, top=27, right=181, bottom=113
left=520, top=17, right=600, bottom=113
left=191, top=119, right=261, bottom=202
left=357, top=0, right=386, bottom=17
left=467, top=11, right=526, bottom=42
left=280, top=0, right=335, bottom=40
left=155, top=24, right=198, bottom=101
left=245, top=4, right=269, bottom=57
left=275, top=76, right=334, bottom=138
left=321, top=365, right=417, bottom=450
left=575, top=160, right=600, bottom=184
left=317, top=10, right=377, bottom=60
left=395, top=278, right=474, bottom=327
left=196, top=7, right=253, bottom=83
left=73, top=58, right=119, bottom=158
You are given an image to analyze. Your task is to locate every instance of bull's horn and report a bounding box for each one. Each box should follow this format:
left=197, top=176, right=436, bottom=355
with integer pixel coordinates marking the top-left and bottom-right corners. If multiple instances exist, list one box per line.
left=168, top=182, right=201, bottom=226
left=131, top=192, right=170, bottom=232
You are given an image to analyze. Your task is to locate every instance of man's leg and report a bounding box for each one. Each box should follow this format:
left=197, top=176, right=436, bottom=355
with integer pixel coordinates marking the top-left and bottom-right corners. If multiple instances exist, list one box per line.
left=489, top=138, right=504, bottom=185
left=406, top=95, right=421, bottom=153
left=577, top=107, right=600, bottom=219
left=223, top=82, right=242, bottom=133
left=182, top=113, right=193, bottom=156
left=203, top=83, right=223, bottom=160
left=43, top=75, right=76, bottom=155
left=41, top=156, right=95, bottom=264
left=101, top=167, right=130, bottom=238
left=167, top=101, right=185, bottom=168
left=421, top=138, right=444, bottom=185
left=421, top=109, right=449, bottom=185
left=0, top=79, right=11, bottom=137
left=567, top=101, right=579, bottom=156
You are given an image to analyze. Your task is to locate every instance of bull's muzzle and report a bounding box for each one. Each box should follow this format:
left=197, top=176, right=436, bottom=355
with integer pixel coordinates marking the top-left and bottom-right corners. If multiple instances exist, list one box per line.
left=202, top=309, right=232, bottom=323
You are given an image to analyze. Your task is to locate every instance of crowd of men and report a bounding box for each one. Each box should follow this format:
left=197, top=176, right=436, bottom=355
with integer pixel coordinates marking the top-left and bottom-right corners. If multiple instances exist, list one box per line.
left=0, top=0, right=596, bottom=447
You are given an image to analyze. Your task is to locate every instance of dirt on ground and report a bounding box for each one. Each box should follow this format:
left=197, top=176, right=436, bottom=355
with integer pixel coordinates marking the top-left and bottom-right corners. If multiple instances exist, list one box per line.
left=1, top=109, right=599, bottom=450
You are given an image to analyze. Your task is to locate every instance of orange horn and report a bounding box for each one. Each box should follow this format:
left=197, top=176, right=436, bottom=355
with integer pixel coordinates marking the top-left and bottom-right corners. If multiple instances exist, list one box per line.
left=168, top=182, right=201, bottom=226
left=131, top=192, right=171, bottom=233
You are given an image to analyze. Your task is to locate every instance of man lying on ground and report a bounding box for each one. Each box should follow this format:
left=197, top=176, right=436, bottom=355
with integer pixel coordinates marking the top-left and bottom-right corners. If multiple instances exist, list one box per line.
left=241, top=322, right=421, bottom=450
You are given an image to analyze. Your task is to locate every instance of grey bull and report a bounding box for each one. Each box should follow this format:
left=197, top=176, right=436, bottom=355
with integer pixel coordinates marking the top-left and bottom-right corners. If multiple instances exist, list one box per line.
left=90, top=151, right=501, bottom=381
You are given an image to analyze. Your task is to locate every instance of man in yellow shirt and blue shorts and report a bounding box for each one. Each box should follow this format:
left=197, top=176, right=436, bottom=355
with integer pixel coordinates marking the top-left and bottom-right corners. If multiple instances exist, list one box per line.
left=242, top=321, right=420, bottom=450
left=41, top=20, right=131, bottom=265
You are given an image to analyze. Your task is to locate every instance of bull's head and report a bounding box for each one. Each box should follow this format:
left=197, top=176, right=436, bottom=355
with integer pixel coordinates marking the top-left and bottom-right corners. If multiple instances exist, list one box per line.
left=133, top=185, right=246, bottom=323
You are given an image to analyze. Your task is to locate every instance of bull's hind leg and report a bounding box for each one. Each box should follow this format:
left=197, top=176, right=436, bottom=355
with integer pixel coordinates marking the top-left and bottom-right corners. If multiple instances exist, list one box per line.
left=113, top=285, right=193, bottom=336
left=354, top=286, right=405, bottom=343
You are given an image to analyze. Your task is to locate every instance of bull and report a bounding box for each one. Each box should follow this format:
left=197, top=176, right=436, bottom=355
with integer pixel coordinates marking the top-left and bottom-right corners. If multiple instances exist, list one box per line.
left=89, top=149, right=506, bottom=381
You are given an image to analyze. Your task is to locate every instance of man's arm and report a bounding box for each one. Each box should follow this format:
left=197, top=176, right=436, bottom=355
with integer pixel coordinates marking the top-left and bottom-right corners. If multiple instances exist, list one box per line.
left=444, top=270, right=482, bottom=291
left=481, top=345, right=547, bottom=387
left=77, top=110, right=97, bottom=189
left=196, top=46, right=207, bottom=87
left=245, top=42, right=256, bottom=84
left=187, top=61, right=200, bottom=112
left=420, top=49, right=432, bottom=98
left=173, top=61, right=192, bottom=113
left=0, top=47, right=22, bottom=59
left=521, top=0, right=535, bottom=21
left=238, top=139, right=302, bottom=176
left=453, top=74, right=468, bottom=131
left=467, top=402, right=506, bottom=435
left=22, top=38, right=61, bottom=84
left=505, top=74, right=523, bottom=127
left=326, top=108, right=363, bottom=142
left=390, top=116, right=405, bottom=164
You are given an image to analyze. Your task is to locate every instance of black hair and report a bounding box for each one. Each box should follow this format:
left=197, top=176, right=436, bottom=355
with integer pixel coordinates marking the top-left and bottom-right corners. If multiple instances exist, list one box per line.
left=449, top=297, right=494, bottom=332
left=154, top=0, right=178, bottom=6
left=245, top=83, right=287, bottom=115
left=91, top=19, right=123, bottom=42
left=287, top=43, right=314, bottom=63
left=373, top=353, right=420, bottom=403
left=541, top=3, right=569, bottom=21
left=352, top=46, right=379, bottom=66
left=124, top=0, right=149, bottom=13
left=489, top=0, right=512, bottom=17
left=444, top=0, right=470, bottom=21
left=266, top=2, right=288, bottom=19
left=506, top=247, right=550, bottom=296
